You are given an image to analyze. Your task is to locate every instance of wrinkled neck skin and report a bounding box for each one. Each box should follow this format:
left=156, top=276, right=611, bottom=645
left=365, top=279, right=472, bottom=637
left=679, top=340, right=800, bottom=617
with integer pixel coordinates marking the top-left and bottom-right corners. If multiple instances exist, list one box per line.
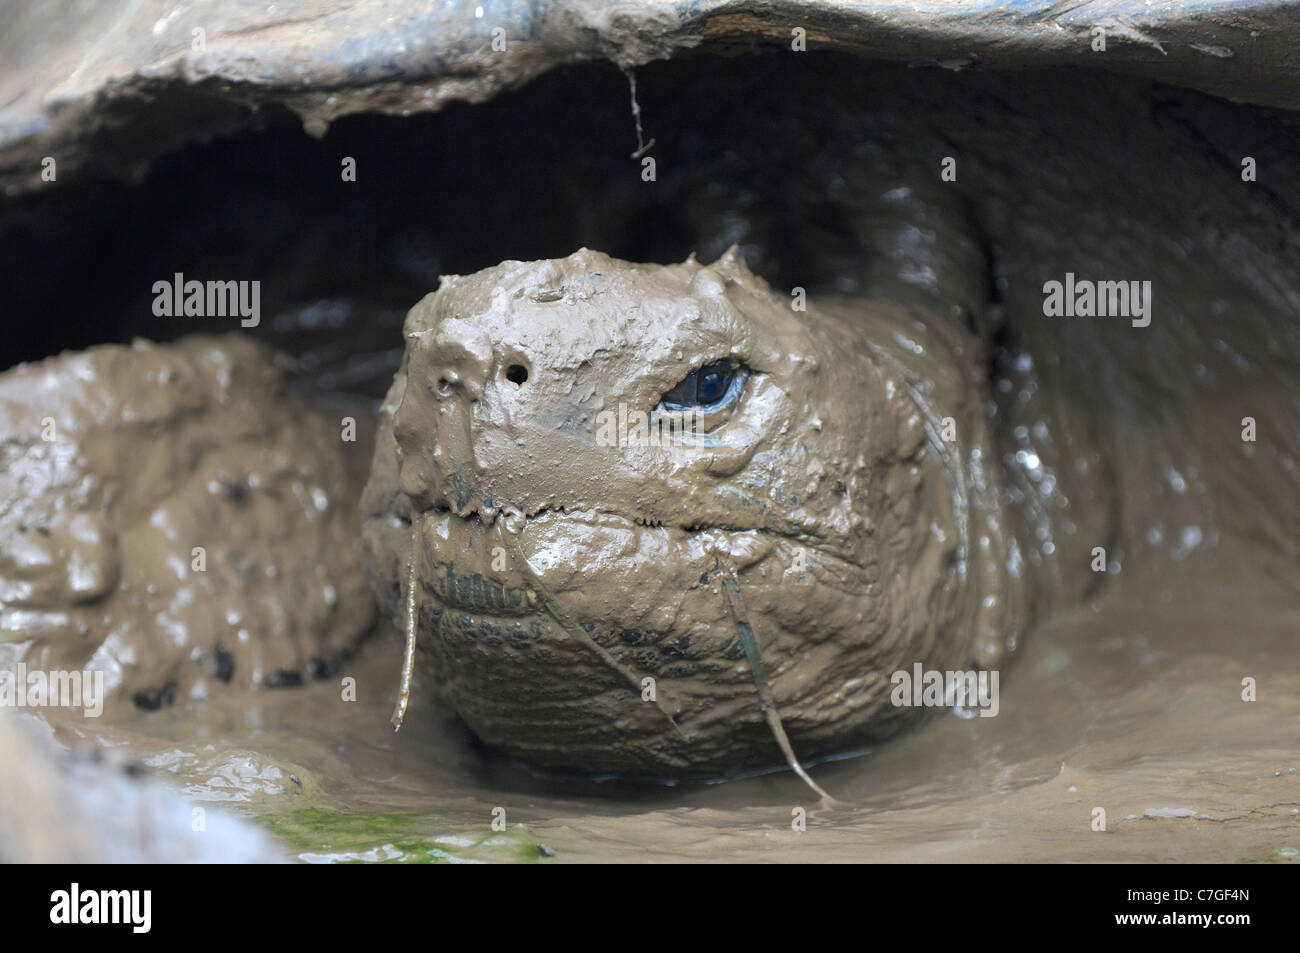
left=362, top=247, right=1030, bottom=778
left=819, top=172, right=1114, bottom=621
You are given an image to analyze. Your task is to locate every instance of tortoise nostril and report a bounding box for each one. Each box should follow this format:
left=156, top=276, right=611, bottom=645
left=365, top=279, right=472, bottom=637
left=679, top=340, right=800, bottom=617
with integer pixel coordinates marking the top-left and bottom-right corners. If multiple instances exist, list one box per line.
left=505, top=363, right=529, bottom=385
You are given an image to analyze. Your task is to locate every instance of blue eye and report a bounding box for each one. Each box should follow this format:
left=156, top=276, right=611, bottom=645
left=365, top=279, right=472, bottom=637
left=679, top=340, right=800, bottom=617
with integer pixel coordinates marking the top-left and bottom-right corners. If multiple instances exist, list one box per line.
left=663, top=359, right=737, bottom=410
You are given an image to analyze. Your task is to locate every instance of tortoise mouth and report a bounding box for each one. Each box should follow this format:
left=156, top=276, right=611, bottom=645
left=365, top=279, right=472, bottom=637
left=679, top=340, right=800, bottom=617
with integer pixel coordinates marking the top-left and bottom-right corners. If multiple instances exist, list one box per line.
left=403, top=496, right=892, bottom=783
left=412, top=500, right=863, bottom=597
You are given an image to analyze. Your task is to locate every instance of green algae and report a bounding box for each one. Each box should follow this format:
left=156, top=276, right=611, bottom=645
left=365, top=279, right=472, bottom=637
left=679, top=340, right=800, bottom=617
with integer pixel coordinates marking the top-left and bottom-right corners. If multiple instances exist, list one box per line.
left=256, top=807, right=551, bottom=864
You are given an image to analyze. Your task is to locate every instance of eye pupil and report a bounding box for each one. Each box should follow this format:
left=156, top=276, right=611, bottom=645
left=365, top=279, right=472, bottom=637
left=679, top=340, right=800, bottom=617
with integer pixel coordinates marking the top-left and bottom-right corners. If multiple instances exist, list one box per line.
left=663, top=360, right=735, bottom=410
left=698, top=370, right=725, bottom=403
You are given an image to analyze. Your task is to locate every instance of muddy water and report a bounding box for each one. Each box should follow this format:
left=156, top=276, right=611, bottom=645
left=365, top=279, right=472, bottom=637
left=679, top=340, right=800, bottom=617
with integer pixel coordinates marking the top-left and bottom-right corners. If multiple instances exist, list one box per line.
left=20, top=363, right=1299, bottom=864
left=3, top=55, right=1300, bottom=862
left=30, top=545, right=1299, bottom=863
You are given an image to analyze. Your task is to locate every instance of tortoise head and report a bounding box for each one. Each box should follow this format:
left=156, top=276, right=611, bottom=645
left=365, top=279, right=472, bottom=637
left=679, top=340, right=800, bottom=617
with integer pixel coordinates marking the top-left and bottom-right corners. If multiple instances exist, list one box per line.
left=362, top=248, right=1020, bottom=778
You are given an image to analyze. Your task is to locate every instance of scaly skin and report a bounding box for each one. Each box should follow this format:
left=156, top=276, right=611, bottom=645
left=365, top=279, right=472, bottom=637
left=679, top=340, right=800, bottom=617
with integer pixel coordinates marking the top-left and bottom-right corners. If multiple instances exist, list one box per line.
left=0, top=335, right=374, bottom=713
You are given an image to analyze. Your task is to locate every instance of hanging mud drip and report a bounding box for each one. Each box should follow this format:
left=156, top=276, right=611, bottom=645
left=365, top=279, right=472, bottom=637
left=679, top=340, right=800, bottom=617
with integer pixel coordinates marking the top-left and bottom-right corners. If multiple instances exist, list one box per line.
left=390, top=518, right=423, bottom=731
left=623, top=67, right=656, bottom=160
left=715, top=554, right=837, bottom=802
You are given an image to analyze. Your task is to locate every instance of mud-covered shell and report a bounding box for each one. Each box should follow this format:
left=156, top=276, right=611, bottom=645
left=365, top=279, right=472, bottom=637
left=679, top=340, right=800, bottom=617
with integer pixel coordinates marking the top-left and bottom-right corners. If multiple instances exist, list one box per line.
left=2, top=0, right=1299, bottom=193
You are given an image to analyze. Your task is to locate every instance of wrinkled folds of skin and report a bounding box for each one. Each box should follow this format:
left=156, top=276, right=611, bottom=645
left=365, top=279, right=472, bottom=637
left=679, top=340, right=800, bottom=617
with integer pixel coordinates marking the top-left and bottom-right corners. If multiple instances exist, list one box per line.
left=0, top=334, right=374, bottom=714
left=363, top=247, right=1028, bottom=776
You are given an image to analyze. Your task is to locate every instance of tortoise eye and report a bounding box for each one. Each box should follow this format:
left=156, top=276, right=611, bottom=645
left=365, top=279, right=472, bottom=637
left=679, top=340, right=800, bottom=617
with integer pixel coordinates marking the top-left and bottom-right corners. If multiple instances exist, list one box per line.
left=663, top=359, right=736, bottom=410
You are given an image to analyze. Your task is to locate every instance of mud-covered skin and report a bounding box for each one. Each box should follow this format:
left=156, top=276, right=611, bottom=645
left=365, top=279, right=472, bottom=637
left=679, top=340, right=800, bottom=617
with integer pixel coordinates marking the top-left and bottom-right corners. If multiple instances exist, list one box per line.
left=362, top=248, right=1025, bottom=776
left=0, top=335, right=374, bottom=714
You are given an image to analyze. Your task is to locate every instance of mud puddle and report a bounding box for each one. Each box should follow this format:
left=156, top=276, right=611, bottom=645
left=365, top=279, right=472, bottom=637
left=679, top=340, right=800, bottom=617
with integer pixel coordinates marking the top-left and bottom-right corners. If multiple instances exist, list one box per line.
left=30, top=546, right=1296, bottom=863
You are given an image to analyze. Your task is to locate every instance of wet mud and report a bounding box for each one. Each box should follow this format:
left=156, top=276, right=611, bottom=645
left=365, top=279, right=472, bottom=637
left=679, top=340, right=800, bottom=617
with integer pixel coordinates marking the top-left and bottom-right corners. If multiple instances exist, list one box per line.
left=1, top=52, right=1298, bottom=861
left=0, top=335, right=374, bottom=712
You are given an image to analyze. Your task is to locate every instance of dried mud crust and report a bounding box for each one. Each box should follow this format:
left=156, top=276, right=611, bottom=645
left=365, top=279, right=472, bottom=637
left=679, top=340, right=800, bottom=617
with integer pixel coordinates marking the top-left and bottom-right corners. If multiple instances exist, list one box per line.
left=0, top=333, right=374, bottom=716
